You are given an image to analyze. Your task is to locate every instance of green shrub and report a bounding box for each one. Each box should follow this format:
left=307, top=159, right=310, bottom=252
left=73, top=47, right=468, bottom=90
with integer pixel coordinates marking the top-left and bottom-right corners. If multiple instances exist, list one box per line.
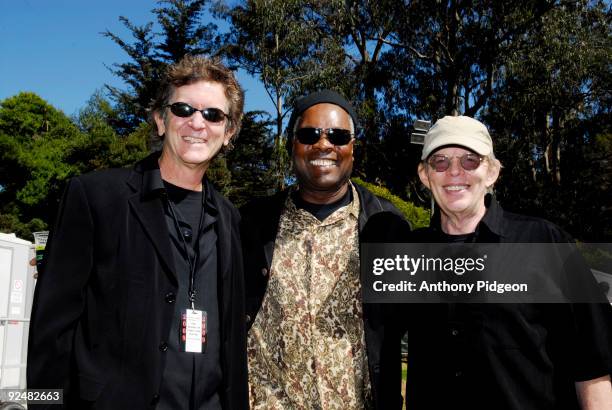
left=352, top=178, right=430, bottom=229
left=577, top=243, right=612, bottom=274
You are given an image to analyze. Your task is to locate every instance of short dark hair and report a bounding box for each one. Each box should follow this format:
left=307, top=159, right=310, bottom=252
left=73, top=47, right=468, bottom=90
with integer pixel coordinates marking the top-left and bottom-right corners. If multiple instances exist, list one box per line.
left=149, top=55, right=244, bottom=149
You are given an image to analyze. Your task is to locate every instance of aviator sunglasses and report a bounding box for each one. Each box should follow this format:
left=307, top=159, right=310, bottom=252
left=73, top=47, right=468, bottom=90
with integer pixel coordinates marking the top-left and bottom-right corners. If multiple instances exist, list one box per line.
left=427, top=153, right=484, bottom=172
left=295, top=127, right=353, bottom=146
left=166, top=102, right=229, bottom=123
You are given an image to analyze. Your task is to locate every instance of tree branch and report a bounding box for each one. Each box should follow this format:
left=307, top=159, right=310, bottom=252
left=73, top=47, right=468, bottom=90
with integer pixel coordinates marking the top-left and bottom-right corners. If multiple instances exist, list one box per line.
left=373, top=37, right=431, bottom=60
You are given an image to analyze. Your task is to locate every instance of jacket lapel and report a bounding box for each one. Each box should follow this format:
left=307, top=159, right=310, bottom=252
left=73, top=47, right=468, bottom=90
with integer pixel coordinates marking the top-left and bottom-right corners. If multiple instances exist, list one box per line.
left=263, top=192, right=286, bottom=268
left=126, top=155, right=177, bottom=283
left=210, top=186, right=232, bottom=340
left=128, top=194, right=176, bottom=281
left=215, top=197, right=232, bottom=284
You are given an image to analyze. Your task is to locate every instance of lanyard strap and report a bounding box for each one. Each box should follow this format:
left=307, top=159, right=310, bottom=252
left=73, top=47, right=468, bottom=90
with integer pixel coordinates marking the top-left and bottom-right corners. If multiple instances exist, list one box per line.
left=166, top=191, right=205, bottom=310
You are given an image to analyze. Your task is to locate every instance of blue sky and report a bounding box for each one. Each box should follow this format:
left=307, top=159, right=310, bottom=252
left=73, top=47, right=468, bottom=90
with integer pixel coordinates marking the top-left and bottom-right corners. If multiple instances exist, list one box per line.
left=0, top=0, right=274, bottom=118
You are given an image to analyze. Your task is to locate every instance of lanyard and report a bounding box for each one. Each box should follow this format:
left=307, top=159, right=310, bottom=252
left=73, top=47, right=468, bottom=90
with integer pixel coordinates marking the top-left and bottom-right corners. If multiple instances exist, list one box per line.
left=166, top=190, right=205, bottom=310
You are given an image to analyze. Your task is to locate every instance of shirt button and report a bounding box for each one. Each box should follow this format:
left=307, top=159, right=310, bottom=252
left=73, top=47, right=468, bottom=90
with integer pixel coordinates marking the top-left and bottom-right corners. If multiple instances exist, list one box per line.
left=151, top=394, right=160, bottom=405
left=159, top=342, right=168, bottom=352
left=165, top=292, right=176, bottom=304
left=246, top=314, right=251, bottom=323
left=451, top=329, right=459, bottom=336
left=182, top=228, right=193, bottom=241
left=261, top=268, right=268, bottom=276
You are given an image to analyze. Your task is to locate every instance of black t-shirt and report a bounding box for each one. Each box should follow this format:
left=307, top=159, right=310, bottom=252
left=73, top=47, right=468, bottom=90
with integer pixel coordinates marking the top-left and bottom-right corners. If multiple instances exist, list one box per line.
left=159, top=181, right=222, bottom=410
left=291, top=187, right=352, bottom=221
left=440, top=231, right=475, bottom=243
left=164, top=181, right=203, bottom=242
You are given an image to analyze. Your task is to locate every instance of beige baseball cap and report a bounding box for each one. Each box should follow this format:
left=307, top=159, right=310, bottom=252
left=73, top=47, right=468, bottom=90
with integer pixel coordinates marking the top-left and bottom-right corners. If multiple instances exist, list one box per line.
left=421, top=115, right=493, bottom=160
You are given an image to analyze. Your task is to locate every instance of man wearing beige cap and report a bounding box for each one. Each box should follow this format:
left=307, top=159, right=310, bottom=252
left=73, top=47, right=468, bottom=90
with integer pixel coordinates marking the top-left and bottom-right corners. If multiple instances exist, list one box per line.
left=420, top=115, right=494, bottom=160
left=403, top=115, right=612, bottom=409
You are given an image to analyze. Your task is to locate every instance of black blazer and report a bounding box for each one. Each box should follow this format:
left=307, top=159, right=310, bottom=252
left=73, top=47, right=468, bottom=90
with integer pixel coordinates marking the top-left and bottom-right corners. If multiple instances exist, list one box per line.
left=27, top=153, right=248, bottom=409
left=240, top=183, right=411, bottom=409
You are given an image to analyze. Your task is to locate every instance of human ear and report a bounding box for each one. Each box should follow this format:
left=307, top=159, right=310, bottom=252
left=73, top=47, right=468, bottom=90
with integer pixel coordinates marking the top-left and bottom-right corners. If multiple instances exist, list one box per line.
left=486, top=159, right=501, bottom=187
left=418, top=162, right=431, bottom=190
left=154, top=111, right=166, bottom=137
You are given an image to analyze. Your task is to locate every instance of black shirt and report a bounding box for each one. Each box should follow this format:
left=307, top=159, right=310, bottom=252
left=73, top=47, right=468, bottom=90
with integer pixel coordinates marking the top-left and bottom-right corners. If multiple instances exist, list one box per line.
left=404, top=195, right=612, bottom=410
left=291, top=187, right=352, bottom=221
left=159, top=181, right=222, bottom=410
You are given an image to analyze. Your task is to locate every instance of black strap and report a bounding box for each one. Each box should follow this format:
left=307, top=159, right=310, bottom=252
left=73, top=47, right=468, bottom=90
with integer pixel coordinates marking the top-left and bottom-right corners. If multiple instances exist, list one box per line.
left=166, top=190, right=205, bottom=309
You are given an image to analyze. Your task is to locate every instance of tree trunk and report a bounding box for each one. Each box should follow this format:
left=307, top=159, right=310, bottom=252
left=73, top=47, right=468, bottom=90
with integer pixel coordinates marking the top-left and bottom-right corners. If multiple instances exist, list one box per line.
left=275, top=91, right=285, bottom=191
left=445, top=0, right=460, bottom=115
left=544, top=113, right=552, bottom=180
left=543, top=112, right=562, bottom=186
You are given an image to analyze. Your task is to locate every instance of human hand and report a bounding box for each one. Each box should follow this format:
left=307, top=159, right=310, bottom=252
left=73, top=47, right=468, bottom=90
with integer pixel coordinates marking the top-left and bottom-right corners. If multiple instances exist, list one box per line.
left=30, top=257, right=38, bottom=279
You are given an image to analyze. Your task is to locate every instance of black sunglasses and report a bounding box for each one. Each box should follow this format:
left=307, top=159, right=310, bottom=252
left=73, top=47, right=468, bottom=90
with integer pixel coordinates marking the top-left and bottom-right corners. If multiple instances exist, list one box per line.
left=166, top=102, right=229, bottom=123
left=294, top=127, right=353, bottom=146
left=427, top=153, right=484, bottom=172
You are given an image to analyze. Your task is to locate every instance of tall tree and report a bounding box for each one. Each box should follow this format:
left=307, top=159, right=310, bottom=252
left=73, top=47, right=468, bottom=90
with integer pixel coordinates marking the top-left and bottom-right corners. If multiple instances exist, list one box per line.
left=71, top=91, right=150, bottom=172
left=225, top=0, right=347, bottom=188
left=317, top=0, right=398, bottom=177
left=0, top=92, right=149, bottom=239
left=380, top=0, right=560, bottom=119
left=103, top=0, right=220, bottom=134
left=225, top=111, right=276, bottom=206
left=484, top=0, right=612, bottom=240
left=0, top=92, right=82, bottom=229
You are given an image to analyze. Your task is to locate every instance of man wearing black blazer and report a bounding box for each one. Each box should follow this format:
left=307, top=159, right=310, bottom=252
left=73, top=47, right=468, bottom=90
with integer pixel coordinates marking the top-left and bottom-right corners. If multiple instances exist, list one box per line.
left=27, top=56, right=248, bottom=409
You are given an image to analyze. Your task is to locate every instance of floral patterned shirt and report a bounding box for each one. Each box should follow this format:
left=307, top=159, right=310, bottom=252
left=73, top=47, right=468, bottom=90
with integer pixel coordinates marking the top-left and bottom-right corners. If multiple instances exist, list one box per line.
left=248, top=184, right=372, bottom=409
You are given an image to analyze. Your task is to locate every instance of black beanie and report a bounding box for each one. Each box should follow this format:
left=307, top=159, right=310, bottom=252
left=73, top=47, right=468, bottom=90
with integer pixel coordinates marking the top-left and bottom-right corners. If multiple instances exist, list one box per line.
left=286, top=89, right=359, bottom=154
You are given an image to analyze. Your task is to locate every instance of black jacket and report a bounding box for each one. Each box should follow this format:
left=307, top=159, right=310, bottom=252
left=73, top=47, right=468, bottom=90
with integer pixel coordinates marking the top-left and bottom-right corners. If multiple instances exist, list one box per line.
left=27, top=152, right=248, bottom=409
left=240, top=183, right=410, bottom=409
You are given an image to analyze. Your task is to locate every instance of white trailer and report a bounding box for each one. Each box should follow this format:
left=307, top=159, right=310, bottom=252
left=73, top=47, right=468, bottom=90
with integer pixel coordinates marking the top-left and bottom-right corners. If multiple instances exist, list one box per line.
left=0, top=233, right=36, bottom=389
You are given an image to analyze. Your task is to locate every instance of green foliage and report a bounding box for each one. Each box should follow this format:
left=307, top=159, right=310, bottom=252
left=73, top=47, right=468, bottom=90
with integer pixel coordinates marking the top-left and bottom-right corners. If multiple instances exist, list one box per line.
left=483, top=0, right=612, bottom=240
left=226, top=0, right=347, bottom=104
left=0, top=92, right=82, bottom=223
left=207, top=155, right=233, bottom=197
left=0, top=212, right=46, bottom=242
left=352, top=178, right=430, bottom=230
left=225, top=111, right=277, bottom=207
left=0, top=92, right=149, bottom=240
left=0, top=92, right=70, bottom=140
left=71, top=94, right=150, bottom=171
left=578, top=243, right=612, bottom=274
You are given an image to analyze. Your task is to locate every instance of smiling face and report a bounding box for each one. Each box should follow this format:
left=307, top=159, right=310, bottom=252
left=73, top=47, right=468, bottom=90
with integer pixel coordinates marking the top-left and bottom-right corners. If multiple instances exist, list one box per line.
left=292, top=103, right=354, bottom=204
left=155, top=80, right=233, bottom=173
left=418, top=146, right=500, bottom=223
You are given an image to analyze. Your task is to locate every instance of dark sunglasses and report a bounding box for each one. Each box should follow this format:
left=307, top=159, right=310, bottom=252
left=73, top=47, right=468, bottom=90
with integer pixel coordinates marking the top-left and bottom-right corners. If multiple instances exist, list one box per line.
left=427, top=153, right=484, bottom=172
left=166, top=102, right=229, bottom=123
left=294, top=127, right=353, bottom=146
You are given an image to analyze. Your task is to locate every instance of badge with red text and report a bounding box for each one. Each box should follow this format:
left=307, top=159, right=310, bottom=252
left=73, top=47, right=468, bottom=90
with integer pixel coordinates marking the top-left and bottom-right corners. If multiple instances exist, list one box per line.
left=180, top=309, right=207, bottom=353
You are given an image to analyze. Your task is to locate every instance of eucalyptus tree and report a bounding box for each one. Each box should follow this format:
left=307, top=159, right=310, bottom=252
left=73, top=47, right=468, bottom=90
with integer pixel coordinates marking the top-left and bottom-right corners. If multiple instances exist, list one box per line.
left=225, top=0, right=348, bottom=187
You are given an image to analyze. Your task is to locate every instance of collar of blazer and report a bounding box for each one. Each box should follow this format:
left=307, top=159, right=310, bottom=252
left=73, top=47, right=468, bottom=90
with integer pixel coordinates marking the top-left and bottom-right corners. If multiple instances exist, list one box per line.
left=125, top=151, right=236, bottom=302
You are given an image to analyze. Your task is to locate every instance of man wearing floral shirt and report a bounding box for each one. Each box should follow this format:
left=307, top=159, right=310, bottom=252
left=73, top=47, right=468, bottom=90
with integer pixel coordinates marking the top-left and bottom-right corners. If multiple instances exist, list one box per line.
left=241, top=90, right=409, bottom=409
